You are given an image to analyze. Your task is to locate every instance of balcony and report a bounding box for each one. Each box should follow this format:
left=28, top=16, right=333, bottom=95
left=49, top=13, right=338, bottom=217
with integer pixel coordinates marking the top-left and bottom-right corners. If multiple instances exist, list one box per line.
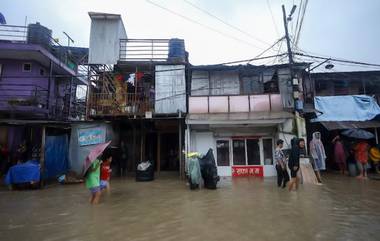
left=189, top=94, right=283, bottom=114
left=0, top=25, right=27, bottom=43
left=0, top=83, right=49, bottom=116
left=119, top=38, right=186, bottom=63
left=89, top=93, right=153, bottom=117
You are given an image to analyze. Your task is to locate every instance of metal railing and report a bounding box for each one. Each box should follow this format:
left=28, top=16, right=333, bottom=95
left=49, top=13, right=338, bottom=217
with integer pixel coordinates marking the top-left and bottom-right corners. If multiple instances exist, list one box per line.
left=119, top=39, right=170, bottom=62
left=0, top=24, right=88, bottom=74
left=0, top=25, right=27, bottom=43
left=0, top=84, right=48, bottom=110
left=89, top=92, right=152, bottom=116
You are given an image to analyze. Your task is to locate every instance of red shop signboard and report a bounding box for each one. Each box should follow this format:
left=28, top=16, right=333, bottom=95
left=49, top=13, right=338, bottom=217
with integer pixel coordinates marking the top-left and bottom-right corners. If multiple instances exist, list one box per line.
left=232, top=166, right=264, bottom=177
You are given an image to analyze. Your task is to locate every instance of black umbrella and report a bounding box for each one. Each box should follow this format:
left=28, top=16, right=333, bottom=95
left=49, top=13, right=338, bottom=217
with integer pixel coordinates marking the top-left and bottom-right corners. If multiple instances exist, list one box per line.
left=341, top=129, right=375, bottom=139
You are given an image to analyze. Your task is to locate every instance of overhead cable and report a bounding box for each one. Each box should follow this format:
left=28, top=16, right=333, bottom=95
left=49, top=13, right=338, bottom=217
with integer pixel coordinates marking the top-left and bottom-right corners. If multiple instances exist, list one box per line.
left=294, top=52, right=380, bottom=68
left=183, top=0, right=272, bottom=47
left=266, top=0, right=280, bottom=38
left=146, top=0, right=264, bottom=50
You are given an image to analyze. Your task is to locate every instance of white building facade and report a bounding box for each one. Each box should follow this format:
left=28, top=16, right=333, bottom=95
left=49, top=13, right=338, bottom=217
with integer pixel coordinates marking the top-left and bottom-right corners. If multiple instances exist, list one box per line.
left=186, top=64, right=307, bottom=177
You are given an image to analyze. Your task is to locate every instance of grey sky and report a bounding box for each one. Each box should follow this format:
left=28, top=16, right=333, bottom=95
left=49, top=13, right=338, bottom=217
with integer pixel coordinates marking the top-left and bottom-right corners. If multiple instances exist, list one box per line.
left=2, top=0, right=380, bottom=71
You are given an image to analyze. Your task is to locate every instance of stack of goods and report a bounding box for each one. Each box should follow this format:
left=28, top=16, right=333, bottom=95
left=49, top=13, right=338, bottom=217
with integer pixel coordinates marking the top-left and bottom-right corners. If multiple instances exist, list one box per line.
left=114, top=74, right=127, bottom=113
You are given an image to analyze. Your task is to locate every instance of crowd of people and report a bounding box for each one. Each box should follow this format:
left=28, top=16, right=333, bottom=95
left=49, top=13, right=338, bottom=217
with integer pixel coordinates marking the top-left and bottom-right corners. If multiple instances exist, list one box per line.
left=332, top=135, right=371, bottom=179
left=274, top=131, right=377, bottom=191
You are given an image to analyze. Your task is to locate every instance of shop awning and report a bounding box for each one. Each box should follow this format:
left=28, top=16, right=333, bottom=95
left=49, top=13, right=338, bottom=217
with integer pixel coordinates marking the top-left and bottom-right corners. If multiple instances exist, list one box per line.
left=313, top=95, right=380, bottom=122
left=186, top=111, right=294, bottom=125
left=320, top=121, right=380, bottom=131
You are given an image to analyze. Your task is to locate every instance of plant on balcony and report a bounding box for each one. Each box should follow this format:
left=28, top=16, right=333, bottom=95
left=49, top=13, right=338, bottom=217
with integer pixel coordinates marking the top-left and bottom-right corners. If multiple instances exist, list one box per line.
left=8, top=97, right=39, bottom=106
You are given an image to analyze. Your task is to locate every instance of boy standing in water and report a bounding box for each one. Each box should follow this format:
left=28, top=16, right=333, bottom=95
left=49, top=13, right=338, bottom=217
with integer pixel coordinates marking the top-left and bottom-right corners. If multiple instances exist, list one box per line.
left=100, top=149, right=112, bottom=192
left=85, top=158, right=101, bottom=204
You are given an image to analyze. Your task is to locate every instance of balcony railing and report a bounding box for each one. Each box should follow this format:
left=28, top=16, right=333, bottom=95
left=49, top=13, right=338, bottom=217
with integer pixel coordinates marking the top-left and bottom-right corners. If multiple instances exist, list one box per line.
left=0, top=84, right=48, bottom=113
left=0, top=25, right=27, bottom=43
left=119, top=39, right=170, bottom=62
left=188, top=94, right=283, bottom=114
left=89, top=93, right=153, bottom=116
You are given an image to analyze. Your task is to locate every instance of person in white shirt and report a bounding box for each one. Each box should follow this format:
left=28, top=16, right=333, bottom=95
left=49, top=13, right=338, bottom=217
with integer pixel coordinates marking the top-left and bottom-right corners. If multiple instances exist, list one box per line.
left=274, top=139, right=289, bottom=188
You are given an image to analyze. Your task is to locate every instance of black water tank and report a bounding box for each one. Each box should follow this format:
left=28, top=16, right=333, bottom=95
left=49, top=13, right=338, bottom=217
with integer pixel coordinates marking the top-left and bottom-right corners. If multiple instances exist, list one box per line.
left=168, top=38, right=185, bottom=60
left=27, top=22, right=52, bottom=50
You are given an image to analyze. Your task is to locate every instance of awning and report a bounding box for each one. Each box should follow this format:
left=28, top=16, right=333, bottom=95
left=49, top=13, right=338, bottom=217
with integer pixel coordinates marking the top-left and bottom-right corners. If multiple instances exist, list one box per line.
left=313, top=95, right=380, bottom=122
left=186, top=111, right=294, bottom=125
left=321, top=121, right=380, bottom=131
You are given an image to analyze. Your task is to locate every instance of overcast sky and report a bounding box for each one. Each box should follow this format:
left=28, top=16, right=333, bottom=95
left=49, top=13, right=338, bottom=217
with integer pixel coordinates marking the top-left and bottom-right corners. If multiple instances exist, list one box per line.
left=3, top=0, right=380, bottom=71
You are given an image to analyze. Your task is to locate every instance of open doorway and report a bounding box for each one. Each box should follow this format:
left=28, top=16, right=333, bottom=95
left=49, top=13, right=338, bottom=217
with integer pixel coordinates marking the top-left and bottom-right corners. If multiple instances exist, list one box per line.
left=159, top=133, right=179, bottom=171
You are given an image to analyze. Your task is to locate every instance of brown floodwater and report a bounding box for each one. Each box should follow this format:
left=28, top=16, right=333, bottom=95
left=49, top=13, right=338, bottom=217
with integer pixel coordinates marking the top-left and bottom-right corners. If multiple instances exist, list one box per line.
left=0, top=173, right=380, bottom=241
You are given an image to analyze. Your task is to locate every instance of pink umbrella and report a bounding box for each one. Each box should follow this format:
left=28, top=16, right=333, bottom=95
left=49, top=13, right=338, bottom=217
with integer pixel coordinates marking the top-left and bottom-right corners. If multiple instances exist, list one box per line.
left=82, top=141, right=111, bottom=176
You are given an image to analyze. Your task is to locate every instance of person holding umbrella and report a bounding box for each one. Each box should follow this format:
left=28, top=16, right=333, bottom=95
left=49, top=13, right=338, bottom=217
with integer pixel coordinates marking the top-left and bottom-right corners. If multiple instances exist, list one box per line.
left=83, top=141, right=111, bottom=204
left=85, top=158, right=101, bottom=204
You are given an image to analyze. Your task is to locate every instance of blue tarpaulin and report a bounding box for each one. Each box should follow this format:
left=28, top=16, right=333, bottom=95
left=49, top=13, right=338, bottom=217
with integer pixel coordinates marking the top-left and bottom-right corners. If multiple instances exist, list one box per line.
left=43, top=135, right=69, bottom=179
left=4, top=160, right=40, bottom=185
left=313, top=95, right=380, bottom=122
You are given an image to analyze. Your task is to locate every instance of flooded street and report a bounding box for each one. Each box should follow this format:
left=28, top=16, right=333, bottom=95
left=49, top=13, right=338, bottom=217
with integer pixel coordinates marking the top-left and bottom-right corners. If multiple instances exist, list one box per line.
left=1, top=174, right=380, bottom=241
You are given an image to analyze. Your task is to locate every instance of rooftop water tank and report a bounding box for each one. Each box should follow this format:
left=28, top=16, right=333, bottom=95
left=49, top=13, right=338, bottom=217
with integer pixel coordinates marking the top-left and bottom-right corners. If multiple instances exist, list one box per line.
left=27, top=22, right=52, bottom=50
left=168, top=38, right=185, bottom=62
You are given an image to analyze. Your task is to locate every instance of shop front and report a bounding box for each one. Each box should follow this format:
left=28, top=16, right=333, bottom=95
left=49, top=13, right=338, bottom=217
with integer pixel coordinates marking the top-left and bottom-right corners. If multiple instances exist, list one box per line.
left=189, top=130, right=276, bottom=177
left=186, top=112, right=295, bottom=177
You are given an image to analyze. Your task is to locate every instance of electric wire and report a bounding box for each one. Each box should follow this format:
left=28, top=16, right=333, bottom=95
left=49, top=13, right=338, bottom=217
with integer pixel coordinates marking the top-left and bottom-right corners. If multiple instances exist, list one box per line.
left=145, top=0, right=265, bottom=50
left=294, top=52, right=380, bottom=68
left=247, top=37, right=285, bottom=64
left=183, top=0, right=272, bottom=47
left=294, top=0, right=308, bottom=47
left=266, top=0, right=280, bottom=38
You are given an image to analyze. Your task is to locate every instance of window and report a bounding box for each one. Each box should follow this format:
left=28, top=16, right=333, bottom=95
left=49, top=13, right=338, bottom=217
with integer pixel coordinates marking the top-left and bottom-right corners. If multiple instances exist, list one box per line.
left=247, top=139, right=260, bottom=165
left=0, top=64, right=3, bottom=76
left=233, top=139, right=246, bottom=165
left=40, top=68, right=45, bottom=76
left=216, top=140, right=230, bottom=166
left=263, top=139, right=274, bottom=165
left=242, top=75, right=263, bottom=94
left=22, top=63, right=32, bottom=72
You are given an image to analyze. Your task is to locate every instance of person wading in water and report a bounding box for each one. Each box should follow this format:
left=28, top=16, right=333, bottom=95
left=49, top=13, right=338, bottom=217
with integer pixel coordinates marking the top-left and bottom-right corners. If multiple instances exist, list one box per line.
left=274, top=139, right=289, bottom=188
left=288, top=138, right=305, bottom=191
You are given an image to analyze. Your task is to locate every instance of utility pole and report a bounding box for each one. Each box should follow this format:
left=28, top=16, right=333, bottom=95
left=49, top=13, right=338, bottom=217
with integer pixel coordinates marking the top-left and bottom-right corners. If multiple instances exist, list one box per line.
left=281, top=4, right=307, bottom=143
left=282, top=5, right=294, bottom=65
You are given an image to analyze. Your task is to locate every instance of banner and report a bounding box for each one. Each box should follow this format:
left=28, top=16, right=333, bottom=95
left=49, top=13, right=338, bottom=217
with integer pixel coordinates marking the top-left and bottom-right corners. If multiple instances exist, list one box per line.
left=78, top=127, right=106, bottom=146
left=232, top=166, right=263, bottom=177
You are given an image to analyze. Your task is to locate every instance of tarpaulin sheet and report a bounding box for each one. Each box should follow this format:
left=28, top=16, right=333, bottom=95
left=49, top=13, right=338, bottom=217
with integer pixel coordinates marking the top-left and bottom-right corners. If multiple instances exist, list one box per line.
left=313, top=95, right=380, bottom=122
left=4, top=160, right=40, bottom=185
left=43, top=135, right=69, bottom=179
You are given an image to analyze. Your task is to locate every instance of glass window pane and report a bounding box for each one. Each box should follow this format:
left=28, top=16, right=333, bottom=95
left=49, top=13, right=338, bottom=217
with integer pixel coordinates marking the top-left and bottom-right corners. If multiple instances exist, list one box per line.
left=233, top=140, right=246, bottom=165
left=247, top=139, right=260, bottom=165
left=263, top=139, right=273, bottom=165
left=216, top=140, right=230, bottom=166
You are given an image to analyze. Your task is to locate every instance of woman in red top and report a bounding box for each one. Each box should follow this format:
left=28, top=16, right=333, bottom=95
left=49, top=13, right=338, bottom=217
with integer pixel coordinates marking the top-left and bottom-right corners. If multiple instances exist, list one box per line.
left=354, top=141, right=369, bottom=178
left=100, top=149, right=112, bottom=192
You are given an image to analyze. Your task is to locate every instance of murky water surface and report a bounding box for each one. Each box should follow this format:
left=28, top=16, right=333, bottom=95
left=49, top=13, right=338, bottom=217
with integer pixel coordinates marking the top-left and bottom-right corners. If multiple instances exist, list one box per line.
left=0, top=174, right=380, bottom=241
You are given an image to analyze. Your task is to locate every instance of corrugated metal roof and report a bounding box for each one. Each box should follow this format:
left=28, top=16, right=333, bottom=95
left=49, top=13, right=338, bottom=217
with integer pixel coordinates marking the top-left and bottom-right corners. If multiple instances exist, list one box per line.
left=321, top=121, right=380, bottom=130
